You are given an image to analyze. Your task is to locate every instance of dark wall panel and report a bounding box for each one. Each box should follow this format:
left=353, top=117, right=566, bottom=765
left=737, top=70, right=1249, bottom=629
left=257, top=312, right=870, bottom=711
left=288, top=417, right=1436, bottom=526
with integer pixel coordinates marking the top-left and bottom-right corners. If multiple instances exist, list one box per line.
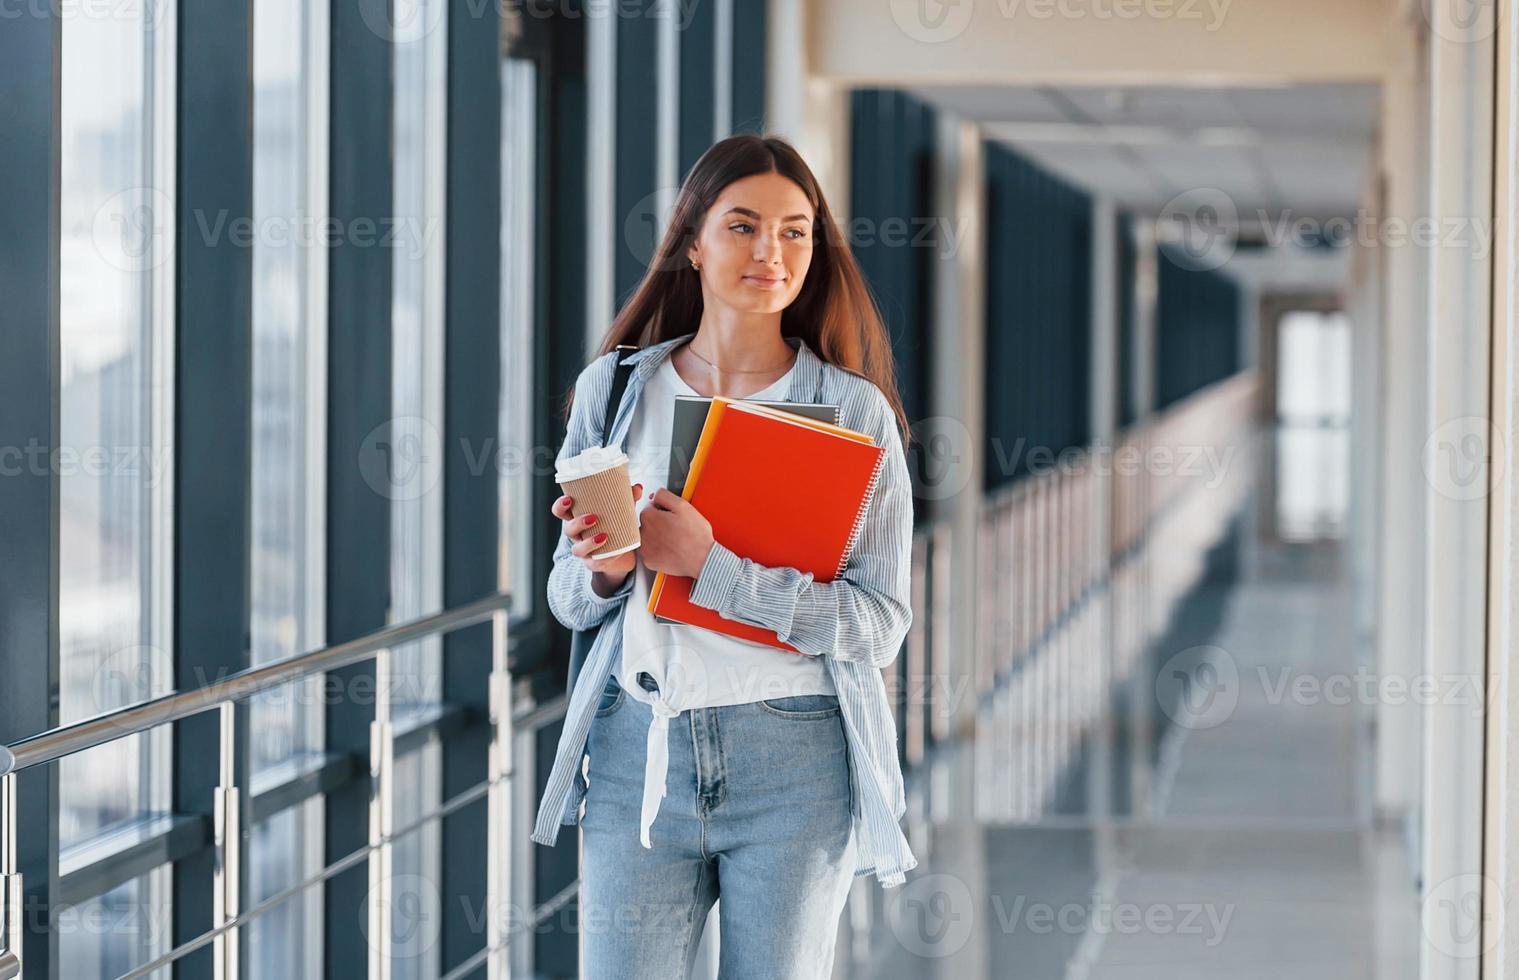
left=0, top=8, right=61, bottom=975
left=730, top=0, right=768, bottom=133
left=849, top=88, right=936, bottom=458
left=614, top=2, right=660, bottom=307
left=440, top=0, right=502, bottom=971
left=172, top=0, right=255, bottom=972
left=981, top=143, right=1093, bottom=492
left=323, top=0, right=393, bottom=970
left=1116, top=212, right=1138, bottom=428
left=678, top=0, right=716, bottom=178
left=1155, top=247, right=1241, bottom=409
left=534, top=9, right=590, bottom=973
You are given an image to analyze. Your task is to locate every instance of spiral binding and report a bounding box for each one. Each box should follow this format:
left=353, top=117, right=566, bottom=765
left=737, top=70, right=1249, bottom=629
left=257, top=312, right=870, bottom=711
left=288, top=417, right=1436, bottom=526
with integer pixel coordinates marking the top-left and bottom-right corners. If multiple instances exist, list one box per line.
left=833, top=447, right=886, bottom=580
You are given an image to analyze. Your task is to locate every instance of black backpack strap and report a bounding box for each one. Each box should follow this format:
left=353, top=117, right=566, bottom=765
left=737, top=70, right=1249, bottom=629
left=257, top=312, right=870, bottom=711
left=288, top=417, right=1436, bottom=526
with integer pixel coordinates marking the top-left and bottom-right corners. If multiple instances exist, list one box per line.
left=599, top=344, right=640, bottom=447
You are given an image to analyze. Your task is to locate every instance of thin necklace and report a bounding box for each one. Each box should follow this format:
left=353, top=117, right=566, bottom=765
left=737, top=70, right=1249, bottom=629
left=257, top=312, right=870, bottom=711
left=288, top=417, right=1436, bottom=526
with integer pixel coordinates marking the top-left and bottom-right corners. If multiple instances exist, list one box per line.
left=685, top=340, right=795, bottom=375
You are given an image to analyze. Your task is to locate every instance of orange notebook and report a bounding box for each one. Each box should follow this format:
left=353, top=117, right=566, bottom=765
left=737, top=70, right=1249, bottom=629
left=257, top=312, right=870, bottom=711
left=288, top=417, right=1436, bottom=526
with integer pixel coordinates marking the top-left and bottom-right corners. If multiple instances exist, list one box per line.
left=647, top=398, right=886, bottom=653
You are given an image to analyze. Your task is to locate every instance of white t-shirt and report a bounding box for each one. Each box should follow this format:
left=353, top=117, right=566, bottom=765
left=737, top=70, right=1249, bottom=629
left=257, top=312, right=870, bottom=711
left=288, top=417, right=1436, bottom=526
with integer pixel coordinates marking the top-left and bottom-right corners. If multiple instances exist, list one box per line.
left=615, top=354, right=835, bottom=847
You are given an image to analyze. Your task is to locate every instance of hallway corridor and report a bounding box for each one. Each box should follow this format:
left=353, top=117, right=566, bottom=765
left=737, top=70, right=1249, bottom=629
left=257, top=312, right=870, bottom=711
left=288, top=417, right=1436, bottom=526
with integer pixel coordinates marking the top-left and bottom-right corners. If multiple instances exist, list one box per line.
left=831, top=431, right=1421, bottom=978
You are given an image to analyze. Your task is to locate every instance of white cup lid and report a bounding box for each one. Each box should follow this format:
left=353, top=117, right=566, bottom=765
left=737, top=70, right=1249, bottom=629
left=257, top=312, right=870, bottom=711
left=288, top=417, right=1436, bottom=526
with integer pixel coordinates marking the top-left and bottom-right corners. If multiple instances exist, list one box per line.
left=555, top=445, right=629, bottom=483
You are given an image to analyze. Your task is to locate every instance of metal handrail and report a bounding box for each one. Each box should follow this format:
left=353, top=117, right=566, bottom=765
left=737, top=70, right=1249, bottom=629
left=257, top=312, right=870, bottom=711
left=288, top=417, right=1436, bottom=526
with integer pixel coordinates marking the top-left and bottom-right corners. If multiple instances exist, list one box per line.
left=0, top=592, right=510, bottom=776
left=0, top=591, right=521, bottom=980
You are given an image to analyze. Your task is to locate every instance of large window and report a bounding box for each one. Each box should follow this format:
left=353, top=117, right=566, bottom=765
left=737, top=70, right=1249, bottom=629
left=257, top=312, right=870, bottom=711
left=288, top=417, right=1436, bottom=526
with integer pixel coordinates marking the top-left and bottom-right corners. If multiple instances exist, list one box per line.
left=248, top=0, right=329, bottom=971
left=500, top=57, right=538, bottom=618
left=58, top=2, right=174, bottom=976
left=1275, top=310, right=1352, bottom=540
left=391, top=0, right=448, bottom=974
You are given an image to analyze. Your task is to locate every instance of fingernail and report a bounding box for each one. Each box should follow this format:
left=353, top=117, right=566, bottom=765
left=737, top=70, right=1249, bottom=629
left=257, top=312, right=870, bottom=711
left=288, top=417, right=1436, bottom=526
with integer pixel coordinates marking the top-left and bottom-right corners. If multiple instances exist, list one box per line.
left=595, top=532, right=608, bottom=544
left=585, top=514, right=598, bottom=526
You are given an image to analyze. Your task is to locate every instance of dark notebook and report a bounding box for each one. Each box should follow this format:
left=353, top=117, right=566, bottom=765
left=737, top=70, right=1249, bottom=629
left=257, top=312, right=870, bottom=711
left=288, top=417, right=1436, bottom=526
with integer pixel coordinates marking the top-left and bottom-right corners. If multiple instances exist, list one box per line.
left=657, top=396, right=840, bottom=626
left=665, top=396, right=841, bottom=494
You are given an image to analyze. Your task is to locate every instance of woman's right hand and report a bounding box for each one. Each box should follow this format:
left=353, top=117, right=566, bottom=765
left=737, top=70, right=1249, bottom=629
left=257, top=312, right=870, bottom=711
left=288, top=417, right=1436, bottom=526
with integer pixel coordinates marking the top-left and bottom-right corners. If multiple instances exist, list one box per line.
left=554, top=484, right=644, bottom=596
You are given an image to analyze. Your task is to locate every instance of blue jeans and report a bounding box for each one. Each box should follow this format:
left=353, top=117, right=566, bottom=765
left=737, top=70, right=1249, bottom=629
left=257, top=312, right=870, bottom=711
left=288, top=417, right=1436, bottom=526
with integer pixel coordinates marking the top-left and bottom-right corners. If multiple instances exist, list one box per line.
left=580, top=672, right=858, bottom=979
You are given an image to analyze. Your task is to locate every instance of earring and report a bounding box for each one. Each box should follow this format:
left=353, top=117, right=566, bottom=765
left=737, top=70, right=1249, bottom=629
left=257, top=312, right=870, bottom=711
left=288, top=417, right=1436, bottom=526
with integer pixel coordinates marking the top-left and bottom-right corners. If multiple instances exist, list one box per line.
left=690, top=258, right=701, bottom=270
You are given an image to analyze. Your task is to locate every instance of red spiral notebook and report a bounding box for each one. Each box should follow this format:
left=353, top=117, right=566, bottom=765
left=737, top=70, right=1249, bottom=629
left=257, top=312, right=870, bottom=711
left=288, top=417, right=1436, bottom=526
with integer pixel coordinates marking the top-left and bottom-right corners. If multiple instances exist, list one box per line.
left=647, top=398, right=887, bottom=653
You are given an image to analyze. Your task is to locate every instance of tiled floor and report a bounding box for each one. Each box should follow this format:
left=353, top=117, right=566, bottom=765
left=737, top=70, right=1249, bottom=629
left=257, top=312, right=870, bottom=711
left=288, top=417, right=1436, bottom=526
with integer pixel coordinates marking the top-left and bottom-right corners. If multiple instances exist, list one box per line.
left=828, top=495, right=1421, bottom=979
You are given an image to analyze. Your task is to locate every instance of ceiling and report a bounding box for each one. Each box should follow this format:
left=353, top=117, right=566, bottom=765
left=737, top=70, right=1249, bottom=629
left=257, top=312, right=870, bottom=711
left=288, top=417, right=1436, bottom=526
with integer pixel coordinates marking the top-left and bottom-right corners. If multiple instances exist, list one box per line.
left=910, top=83, right=1380, bottom=293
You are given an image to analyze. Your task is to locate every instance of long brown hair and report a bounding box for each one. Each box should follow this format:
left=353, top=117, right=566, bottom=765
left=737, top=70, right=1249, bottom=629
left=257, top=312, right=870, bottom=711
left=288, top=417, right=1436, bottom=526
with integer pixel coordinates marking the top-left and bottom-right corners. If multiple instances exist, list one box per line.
left=564, top=133, right=911, bottom=449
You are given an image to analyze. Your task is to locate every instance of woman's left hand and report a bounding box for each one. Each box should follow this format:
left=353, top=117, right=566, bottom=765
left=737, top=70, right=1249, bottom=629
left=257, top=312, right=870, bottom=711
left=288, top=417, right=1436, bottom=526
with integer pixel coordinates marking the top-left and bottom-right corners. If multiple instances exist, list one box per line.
left=639, top=488, right=716, bottom=579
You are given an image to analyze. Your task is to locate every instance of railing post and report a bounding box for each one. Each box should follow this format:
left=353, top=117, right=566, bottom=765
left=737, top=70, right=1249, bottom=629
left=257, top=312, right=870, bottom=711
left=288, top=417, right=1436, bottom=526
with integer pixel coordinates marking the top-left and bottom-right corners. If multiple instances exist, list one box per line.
left=369, top=646, right=395, bottom=980
left=486, top=609, right=512, bottom=978
left=213, top=702, right=242, bottom=980
left=1, top=774, right=20, bottom=978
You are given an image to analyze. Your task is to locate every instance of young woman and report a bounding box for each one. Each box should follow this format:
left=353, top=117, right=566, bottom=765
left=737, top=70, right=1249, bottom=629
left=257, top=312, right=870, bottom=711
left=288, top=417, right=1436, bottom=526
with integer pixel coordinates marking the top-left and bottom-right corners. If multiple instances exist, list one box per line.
left=530, top=134, right=917, bottom=978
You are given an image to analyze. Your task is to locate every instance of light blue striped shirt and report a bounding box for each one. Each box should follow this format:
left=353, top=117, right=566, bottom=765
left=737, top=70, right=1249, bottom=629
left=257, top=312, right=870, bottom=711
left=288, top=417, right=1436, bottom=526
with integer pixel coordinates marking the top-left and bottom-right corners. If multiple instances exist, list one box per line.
left=530, top=331, right=918, bottom=887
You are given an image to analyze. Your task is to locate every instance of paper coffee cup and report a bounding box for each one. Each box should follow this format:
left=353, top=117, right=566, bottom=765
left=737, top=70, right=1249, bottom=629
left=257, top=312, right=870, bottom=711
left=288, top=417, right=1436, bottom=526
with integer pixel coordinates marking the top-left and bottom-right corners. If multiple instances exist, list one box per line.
left=556, top=446, right=640, bottom=558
